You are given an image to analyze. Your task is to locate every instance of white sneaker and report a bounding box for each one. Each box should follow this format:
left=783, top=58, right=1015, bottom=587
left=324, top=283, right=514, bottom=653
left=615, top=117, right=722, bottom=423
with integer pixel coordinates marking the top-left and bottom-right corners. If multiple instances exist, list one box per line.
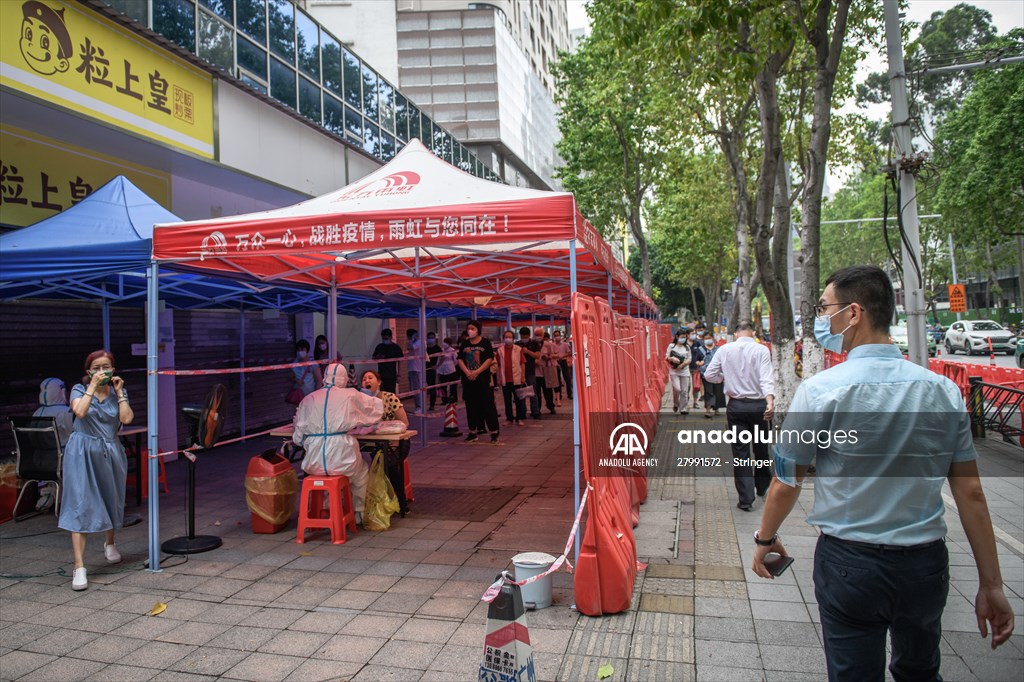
left=104, top=543, right=122, bottom=564
left=72, top=567, right=88, bottom=591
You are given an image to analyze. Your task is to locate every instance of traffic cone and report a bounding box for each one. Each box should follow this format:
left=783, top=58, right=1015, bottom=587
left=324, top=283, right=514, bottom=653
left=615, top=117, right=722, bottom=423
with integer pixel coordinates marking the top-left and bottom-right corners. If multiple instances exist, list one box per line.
left=479, top=576, right=536, bottom=682
left=439, top=401, right=463, bottom=437
left=988, top=336, right=996, bottom=366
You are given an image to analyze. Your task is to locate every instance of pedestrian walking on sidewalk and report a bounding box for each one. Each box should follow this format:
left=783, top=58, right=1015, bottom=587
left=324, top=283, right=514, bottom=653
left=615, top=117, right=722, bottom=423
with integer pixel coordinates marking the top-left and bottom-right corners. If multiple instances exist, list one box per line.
left=665, top=328, right=692, bottom=414
left=698, top=331, right=725, bottom=417
left=753, top=265, right=1015, bottom=681
left=702, top=321, right=774, bottom=510
left=689, top=331, right=706, bottom=408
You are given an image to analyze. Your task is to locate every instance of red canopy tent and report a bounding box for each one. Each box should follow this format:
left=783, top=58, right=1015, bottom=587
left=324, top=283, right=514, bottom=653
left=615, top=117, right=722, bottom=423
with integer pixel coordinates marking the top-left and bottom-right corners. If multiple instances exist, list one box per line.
left=151, top=139, right=652, bottom=315
left=142, top=139, right=656, bottom=570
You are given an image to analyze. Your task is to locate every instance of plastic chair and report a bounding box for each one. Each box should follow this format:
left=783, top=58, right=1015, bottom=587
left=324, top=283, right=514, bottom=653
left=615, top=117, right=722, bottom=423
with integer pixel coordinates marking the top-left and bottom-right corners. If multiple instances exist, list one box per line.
left=297, top=475, right=357, bottom=544
left=9, top=416, right=63, bottom=521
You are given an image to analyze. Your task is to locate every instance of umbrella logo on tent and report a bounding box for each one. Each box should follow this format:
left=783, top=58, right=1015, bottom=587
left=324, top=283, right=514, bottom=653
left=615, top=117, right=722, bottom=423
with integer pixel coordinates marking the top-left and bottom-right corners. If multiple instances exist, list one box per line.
left=335, top=172, right=421, bottom=201
left=199, top=231, right=227, bottom=260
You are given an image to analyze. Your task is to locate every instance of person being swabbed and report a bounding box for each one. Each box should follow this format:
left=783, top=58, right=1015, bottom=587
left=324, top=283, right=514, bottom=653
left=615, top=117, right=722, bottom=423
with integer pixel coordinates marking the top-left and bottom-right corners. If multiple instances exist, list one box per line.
left=292, top=363, right=383, bottom=525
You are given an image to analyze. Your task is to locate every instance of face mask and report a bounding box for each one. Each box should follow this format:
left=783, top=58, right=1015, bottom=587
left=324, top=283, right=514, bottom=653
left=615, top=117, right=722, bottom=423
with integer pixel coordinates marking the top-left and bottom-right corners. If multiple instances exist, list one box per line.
left=468, top=329, right=479, bottom=339
left=383, top=339, right=392, bottom=345
left=504, top=338, right=514, bottom=346
left=705, top=340, right=714, bottom=347
left=360, top=387, right=378, bottom=397
left=428, top=338, right=436, bottom=344
left=677, top=336, right=686, bottom=343
left=296, top=350, right=308, bottom=360
left=318, top=343, right=327, bottom=350
left=814, top=304, right=853, bottom=353
left=91, top=369, right=113, bottom=386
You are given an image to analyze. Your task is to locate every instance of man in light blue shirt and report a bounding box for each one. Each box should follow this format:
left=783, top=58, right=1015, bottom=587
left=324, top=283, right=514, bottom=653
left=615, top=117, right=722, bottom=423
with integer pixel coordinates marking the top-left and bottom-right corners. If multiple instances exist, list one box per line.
left=751, top=265, right=1014, bottom=681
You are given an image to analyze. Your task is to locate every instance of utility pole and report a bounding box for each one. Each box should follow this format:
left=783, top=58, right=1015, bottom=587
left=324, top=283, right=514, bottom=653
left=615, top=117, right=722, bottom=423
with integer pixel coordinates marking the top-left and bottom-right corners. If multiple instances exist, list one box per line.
left=884, top=0, right=928, bottom=368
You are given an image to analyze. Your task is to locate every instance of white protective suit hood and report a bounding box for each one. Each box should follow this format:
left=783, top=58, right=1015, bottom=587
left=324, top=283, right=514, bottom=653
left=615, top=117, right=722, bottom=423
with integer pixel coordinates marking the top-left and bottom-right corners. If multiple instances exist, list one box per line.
left=323, top=362, right=347, bottom=387
left=39, top=377, right=67, bottom=407
left=32, top=377, right=73, bottom=447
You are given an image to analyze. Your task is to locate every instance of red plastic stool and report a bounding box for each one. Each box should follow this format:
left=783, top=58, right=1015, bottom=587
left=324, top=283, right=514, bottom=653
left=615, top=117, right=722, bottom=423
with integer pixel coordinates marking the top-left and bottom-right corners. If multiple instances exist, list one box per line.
left=296, top=475, right=357, bottom=545
left=403, top=459, right=414, bottom=502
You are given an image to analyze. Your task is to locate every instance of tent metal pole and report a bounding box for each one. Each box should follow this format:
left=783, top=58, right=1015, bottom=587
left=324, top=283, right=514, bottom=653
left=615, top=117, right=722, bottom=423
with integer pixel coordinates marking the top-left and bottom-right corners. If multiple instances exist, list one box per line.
left=328, top=274, right=338, bottom=362
left=607, top=273, right=613, bottom=309
left=417, top=248, right=427, bottom=448
left=627, top=291, right=631, bottom=318
left=506, top=310, right=512, bottom=331
left=569, top=238, right=581, bottom=565
left=146, top=261, right=161, bottom=572
left=239, top=305, right=246, bottom=436
left=101, top=284, right=111, bottom=350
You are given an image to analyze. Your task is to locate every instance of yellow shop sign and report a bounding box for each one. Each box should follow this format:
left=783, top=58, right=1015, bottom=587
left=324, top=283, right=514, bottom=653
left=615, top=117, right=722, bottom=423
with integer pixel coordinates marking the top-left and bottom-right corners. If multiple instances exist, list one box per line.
left=1, top=124, right=170, bottom=228
left=0, top=0, right=214, bottom=158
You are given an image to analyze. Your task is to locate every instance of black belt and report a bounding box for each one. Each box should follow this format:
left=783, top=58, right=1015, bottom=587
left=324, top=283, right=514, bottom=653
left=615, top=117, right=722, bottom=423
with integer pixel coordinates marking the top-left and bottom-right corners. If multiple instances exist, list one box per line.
left=728, top=397, right=765, bottom=402
left=824, top=534, right=945, bottom=552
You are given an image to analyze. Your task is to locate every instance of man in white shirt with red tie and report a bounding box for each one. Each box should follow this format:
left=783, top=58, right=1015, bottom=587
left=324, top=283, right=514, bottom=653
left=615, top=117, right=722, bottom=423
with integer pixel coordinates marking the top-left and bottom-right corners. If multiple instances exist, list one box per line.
left=702, top=320, right=775, bottom=511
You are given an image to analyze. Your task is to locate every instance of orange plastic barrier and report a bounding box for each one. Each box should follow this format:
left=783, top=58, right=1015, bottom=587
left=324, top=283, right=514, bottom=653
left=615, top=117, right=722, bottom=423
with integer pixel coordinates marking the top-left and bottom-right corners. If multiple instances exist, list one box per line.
left=572, top=293, right=640, bottom=616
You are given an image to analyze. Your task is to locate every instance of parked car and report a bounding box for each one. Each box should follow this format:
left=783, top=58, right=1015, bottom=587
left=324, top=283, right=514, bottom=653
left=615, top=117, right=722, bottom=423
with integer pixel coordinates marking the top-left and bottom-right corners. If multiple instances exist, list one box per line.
left=943, top=320, right=1017, bottom=356
left=1015, top=339, right=1024, bottom=368
left=890, top=325, right=936, bottom=357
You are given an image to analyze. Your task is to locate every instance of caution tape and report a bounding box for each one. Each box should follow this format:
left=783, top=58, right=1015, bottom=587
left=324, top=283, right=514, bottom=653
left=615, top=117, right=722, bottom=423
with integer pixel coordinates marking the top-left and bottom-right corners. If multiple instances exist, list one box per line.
left=481, top=482, right=593, bottom=603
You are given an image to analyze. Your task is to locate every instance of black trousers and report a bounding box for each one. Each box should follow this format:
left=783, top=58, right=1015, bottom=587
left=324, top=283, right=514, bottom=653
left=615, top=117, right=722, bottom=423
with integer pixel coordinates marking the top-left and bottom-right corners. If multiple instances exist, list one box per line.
left=381, top=374, right=398, bottom=395
left=703, top=380, right=725, bottom=410
left=535, top=376, right=554, bottom=412
left=383, top=439, right=411, bottom=514
left=426, top=369, right=437, bottom=409
left=726, top=397, right=771, bottom=506
left=501, top=384, right=527, bottom=421
left=463, top=376, right=499, bottom=433
left=558, top=360, right=573, bottom=399
left=438, top=372, right=458, bottom=404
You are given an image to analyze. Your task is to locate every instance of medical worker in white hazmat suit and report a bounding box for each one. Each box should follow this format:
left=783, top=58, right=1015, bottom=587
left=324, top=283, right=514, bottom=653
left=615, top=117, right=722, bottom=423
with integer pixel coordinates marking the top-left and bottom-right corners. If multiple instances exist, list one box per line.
left=293, top=363, right=383, bottom=516
left=33, top=377, right=74, bottom=447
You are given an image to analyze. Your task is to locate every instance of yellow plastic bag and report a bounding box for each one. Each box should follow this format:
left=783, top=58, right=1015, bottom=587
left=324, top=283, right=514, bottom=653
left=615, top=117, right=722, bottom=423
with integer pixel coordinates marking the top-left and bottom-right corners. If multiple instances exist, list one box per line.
left=363, top=450, right=399, bottom=531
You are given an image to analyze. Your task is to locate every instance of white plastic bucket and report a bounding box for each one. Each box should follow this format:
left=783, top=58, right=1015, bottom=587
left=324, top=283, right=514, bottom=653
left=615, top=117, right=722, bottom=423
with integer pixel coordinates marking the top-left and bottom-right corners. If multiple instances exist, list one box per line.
left=512, top=551, right=556, bottom=609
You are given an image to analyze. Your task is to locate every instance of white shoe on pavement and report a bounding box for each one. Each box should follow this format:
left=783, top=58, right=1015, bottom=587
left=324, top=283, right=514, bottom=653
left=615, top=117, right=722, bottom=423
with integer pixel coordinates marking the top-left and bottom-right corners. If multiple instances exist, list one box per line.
left=104, top=543, right=122, bottom=564
left=72, top=567, right=88, bottom=591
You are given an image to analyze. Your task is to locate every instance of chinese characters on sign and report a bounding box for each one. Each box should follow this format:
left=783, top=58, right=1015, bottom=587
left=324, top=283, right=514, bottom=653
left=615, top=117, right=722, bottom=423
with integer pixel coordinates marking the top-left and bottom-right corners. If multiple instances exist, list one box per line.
left=0, top=165, right=93, bottom=213
left=948, top=284, right=967, bottom=313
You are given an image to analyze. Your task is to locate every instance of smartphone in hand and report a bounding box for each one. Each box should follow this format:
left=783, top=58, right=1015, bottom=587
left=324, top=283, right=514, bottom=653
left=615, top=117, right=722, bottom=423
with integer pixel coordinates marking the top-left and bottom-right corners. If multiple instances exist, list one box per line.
left=763, top=553, right=794, bottom=577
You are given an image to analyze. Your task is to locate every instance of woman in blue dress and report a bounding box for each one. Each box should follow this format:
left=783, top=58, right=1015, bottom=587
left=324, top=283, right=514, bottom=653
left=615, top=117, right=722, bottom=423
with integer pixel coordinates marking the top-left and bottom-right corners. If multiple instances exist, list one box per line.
left=59, top=350, right=134, bottom=591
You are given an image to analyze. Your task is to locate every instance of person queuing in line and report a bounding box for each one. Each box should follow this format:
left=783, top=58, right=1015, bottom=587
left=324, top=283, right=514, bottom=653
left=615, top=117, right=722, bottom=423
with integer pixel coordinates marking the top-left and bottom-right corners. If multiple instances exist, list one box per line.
left=406, top=328, right=424, bottom=414
left=59, top=351, right=134, bottom=591
left=435, top=337, right=459, bottom=404
left=458, top=320, right=500, bottom=442
left=313, top=334, right=330, bottom=362
left=517, top=326, right=542, bottom=419
left=293, top=363, right=383, bottom=526
left=698, top=331, right=725, bottom=418
left=665, top=328, right=692, bottom=414
left=425, top=331, right=442, bottom=412
left=360, top=370, right=411, bottom=517
left=372, top=328, right=403, bottom=394
left=530, top=327, right=556, bottom=415
left=495, top=329, right=527, bottom=426
left=33, top=377, right=73, bottom=447
left=702, top=321, right=774, bottom=511
left=292, top=339, right=323, bottom=399
left=754, top=265, right=1014, bottom=679
left=551, top=329, right=573, bottom=402
left=541, top=331, right=560, bottom=412
left=689, top=327, right=706, bottom=409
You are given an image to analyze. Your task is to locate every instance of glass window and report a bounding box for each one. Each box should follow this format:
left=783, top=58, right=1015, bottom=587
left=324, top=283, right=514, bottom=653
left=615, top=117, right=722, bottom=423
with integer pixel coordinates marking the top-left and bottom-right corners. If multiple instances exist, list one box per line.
left=342, top=49, right=361, bottom=109
left=199, top=0, right=233, bottom=22
left=363, top=122, right=380, bottom=156
left=324, top=95, right=344, bottom=137
left=361, top=65, right=378, bottom=122
left=237, top=0, right=266, bottom=45
left=268, top=0, right=295, bottom=63
left=377, top=79, right=395, bottom=134
left=197, top=10, right=233, bottom=73
left=237, top=35, right=267, bottom=80
left=407, top=103, right=421, bottom=142
left=381, top=131, right=396, bottom=161
left=298, top=76, right=321, bottom=123
left=296, top=10, right=320, bottom=80
left=105, top=0, right=148, bottom=24
left=431, top=122, right=445, bottom=156
left=240, top=73, right=267, bottom=94
left=394, top=93, right=408, bottom=141
left=270, top=58, right=296, bottom=109
left=154, top=0, right=195, bottom=53
left=322, top=35, right=342, bottom=97
left=345, top=105, right=362, bottom=141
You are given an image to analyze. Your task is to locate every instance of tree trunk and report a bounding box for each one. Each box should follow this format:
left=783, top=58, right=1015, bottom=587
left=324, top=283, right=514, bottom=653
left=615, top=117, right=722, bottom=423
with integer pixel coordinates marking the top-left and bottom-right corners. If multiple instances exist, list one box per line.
left=799, top=0, right=851, bottom=380
left=1017, top=234, right=1024, bottom=313
left=629, top=205, right=651, bottom=293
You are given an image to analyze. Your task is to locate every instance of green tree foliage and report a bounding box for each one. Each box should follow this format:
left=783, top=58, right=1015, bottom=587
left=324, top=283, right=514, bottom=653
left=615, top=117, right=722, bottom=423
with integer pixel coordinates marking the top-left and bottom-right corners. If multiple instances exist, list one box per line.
left=553, top=30, right=666, bottom=291
left=820, top=172, right=892, bottom=280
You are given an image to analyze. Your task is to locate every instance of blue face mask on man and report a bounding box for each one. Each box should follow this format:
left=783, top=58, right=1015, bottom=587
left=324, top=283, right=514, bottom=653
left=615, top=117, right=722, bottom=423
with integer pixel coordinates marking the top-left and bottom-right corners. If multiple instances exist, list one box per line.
left=814, top=304, right=852, bottom=353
